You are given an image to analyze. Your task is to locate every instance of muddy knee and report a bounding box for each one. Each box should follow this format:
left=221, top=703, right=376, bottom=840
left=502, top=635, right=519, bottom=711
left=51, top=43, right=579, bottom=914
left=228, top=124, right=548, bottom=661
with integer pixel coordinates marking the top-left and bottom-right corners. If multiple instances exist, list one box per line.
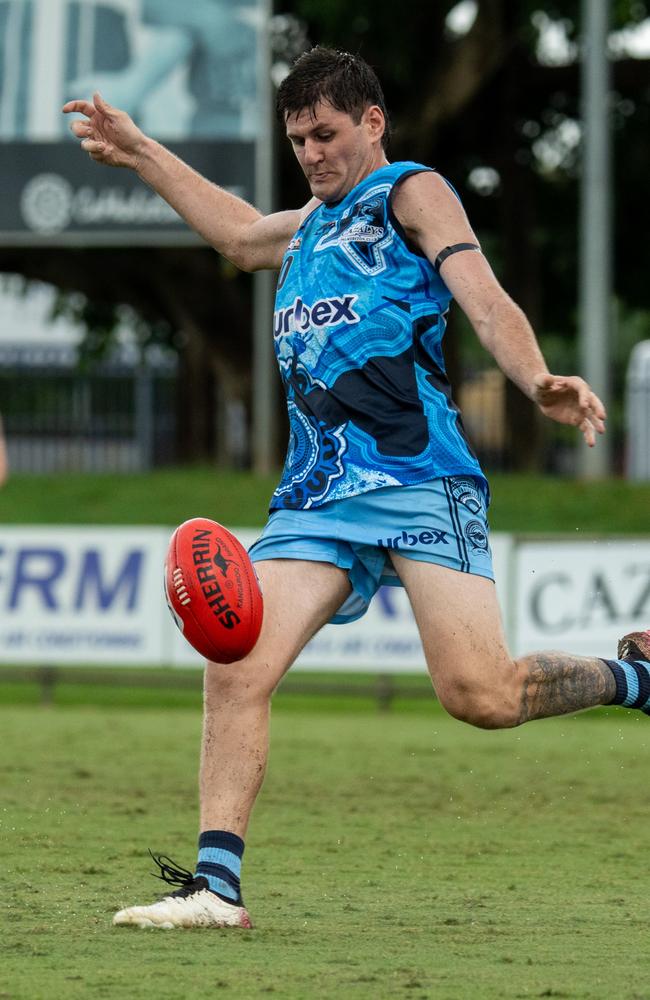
left=437, top=676, right=521, bottom=730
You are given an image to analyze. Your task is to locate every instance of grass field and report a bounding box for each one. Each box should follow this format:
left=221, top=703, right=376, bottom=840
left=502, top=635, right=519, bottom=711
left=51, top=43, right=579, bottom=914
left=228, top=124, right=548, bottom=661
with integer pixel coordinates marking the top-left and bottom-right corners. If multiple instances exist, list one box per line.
left=2, top=468, right=650, bottom=533
left=3, top=697, right=650, bottom=1000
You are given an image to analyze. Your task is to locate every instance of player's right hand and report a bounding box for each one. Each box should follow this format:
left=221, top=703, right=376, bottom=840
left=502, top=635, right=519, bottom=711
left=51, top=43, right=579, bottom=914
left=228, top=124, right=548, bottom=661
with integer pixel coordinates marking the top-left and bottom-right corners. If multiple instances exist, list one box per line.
left=62, top=92, right=147, bottom=170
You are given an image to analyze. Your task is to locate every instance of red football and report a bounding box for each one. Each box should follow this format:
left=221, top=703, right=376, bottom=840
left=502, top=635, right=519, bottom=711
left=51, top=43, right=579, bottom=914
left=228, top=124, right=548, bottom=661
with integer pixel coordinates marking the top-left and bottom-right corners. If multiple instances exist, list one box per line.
left=165, top=518, right=263, bottom=663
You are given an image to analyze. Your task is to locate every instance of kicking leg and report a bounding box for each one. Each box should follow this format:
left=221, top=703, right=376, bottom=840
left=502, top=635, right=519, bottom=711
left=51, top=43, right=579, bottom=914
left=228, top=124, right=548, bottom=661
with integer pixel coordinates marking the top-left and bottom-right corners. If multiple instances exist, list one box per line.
left=390, top=554, right=616, bottom=728
left=114, top=558, right=351, bottom=929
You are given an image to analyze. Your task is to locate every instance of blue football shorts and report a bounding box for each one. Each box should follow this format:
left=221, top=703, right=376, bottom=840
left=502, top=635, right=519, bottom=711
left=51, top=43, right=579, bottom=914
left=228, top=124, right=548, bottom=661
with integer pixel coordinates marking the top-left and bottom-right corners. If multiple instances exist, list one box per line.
left=248, top=477, right=494, bottom=625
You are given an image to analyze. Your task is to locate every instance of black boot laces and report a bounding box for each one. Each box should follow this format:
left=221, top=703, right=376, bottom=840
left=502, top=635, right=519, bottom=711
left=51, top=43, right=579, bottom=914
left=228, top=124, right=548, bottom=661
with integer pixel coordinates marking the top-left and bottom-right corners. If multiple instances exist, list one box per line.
left=149, top=850, right=208, bottom=899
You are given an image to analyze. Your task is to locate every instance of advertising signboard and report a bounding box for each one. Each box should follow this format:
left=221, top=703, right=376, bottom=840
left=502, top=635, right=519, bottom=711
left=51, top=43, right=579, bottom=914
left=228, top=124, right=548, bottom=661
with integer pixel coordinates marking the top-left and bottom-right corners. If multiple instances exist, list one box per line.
left=513, top=539, right=650, bottom=658
left=2, top=526, right=646, bottom=670
left=0, top=0, right=260, bottom=244
left=0, top=525, right=169, bottom=664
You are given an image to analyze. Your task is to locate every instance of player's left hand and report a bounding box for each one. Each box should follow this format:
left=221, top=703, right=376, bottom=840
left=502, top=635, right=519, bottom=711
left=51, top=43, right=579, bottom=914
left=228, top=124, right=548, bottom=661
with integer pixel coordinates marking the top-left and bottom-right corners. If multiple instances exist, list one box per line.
left=532, top=373, right=606, bottom=447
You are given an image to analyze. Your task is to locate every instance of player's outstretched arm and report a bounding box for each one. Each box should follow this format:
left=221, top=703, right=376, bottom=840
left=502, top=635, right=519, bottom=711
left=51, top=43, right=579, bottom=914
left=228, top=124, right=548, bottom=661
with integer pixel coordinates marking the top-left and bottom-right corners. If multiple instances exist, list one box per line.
left=392, top=171, right=606, bottom=447
left=443, top=256, right=606, bottom=446
left=62, top=93, right=305, bottom=271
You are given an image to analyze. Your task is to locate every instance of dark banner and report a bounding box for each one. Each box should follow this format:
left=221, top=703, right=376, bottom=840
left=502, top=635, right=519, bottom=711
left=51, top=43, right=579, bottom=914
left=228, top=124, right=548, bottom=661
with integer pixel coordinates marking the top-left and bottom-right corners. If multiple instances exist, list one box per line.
left=0, top=141, right=256, bottom=245
left=0, top=0, right=260, bottom=245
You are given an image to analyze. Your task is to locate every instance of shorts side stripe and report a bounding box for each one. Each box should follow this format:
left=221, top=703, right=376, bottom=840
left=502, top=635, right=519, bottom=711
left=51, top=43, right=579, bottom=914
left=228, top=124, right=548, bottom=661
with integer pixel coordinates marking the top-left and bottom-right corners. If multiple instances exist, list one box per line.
left=443, top=477, right=469, bottom=573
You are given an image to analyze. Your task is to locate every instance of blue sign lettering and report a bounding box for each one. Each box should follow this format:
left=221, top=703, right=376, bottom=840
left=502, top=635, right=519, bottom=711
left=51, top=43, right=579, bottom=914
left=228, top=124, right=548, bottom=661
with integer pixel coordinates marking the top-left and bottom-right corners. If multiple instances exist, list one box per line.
left=74, top=550, right=143, bottom=611
left=9, top=548, right=67, bottom=609
left=3, top=546, right=143, bottom=612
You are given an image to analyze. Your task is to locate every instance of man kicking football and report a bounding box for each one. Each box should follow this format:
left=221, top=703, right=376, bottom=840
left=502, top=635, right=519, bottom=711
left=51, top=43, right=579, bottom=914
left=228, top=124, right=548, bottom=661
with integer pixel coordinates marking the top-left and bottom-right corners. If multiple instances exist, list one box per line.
left=64, top=46, right=649, bottom=930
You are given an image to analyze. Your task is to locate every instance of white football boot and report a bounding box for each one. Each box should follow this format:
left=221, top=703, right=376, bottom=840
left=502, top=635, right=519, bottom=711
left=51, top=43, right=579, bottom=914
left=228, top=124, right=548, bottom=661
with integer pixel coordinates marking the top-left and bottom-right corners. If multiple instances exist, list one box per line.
left=113, top=854, right=253, bottom=930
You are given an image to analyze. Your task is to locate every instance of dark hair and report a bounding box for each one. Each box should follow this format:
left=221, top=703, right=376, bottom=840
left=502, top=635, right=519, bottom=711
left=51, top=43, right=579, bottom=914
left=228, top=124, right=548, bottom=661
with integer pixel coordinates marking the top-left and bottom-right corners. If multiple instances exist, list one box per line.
left=276, top=46, right=391, bottom=150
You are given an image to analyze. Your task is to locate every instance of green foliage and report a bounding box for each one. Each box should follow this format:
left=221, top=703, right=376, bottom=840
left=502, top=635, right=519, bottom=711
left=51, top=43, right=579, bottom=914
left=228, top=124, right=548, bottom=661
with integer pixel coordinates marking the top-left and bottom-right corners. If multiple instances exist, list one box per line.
left=50, top=291, right=176, bottom=368
left=290, top=2, right=452, bottom=89
left=3, top=702, right=650, bottom=999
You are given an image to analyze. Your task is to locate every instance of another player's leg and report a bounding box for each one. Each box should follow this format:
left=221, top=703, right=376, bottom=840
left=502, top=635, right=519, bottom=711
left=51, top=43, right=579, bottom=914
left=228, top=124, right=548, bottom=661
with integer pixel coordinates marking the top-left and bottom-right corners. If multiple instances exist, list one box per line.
left=113, top=558, right=351, bottom=929
left=390, top=554, right=644, bottom=727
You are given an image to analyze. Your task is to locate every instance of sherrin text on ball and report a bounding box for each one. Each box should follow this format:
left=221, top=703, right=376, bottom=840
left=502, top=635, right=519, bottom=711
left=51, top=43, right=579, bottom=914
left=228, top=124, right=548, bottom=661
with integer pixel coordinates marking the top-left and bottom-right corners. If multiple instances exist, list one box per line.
left=165, top=517, right=263, bottom=663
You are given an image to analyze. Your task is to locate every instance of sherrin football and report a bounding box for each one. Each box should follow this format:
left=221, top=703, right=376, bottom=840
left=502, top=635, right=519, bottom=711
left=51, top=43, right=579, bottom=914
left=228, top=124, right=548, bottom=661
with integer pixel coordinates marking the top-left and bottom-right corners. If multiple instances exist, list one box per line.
left=165, top=518, right=263, bottom=663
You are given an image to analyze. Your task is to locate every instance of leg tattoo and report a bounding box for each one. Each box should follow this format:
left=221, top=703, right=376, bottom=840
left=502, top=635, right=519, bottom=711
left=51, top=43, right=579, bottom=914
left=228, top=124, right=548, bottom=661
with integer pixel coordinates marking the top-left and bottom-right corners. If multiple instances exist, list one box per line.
left=517, top=654, right=616, bottom=724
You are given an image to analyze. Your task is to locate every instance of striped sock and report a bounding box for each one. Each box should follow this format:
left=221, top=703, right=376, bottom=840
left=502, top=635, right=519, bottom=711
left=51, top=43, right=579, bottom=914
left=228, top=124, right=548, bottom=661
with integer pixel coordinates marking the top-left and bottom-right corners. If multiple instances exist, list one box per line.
left=195, top=830, right=244, bottom=903
left=602, top=658, right=650, bottom=714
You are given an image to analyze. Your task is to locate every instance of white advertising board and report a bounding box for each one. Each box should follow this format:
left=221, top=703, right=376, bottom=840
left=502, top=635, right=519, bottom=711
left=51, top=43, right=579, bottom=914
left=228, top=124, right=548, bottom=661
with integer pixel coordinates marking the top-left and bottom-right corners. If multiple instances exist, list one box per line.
left=2, top=526, right=648, bottom=670
left=513, top=539, right=650, bottom=658
left=0, top=526, right=170, bottom=664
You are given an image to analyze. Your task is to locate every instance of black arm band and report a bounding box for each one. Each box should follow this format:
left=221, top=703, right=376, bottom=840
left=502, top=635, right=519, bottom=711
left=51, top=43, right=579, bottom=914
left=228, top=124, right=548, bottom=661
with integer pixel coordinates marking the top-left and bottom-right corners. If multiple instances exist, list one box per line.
left=433, top=242, right=481, bottom=273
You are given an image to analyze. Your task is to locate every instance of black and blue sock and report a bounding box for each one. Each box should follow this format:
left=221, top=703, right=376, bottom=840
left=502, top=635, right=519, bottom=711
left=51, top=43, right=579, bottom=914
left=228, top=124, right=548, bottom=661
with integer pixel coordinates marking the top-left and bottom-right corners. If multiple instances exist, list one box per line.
left=195, top=830, right=244, bottom=903
left=603, top=658, right=650, bottom=714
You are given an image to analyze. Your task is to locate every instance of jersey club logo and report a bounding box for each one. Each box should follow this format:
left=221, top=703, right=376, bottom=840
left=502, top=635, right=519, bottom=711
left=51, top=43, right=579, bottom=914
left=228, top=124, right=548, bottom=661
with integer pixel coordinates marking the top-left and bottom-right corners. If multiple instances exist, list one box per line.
left=313, top=184, right=393, bottom=276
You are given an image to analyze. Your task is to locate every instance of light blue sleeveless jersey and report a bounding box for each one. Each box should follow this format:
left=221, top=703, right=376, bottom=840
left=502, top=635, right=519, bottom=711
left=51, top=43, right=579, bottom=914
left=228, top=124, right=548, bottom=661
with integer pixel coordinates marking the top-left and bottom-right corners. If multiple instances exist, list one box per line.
left=270, top=161, right=487, bottom=510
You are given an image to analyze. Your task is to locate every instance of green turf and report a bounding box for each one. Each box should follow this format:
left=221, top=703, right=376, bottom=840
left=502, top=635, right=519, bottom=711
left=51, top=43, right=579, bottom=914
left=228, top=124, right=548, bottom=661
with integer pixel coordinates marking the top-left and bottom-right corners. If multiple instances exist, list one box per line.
left=3, top=700, right=650, bottom=1000
left=2, top=468, right=650, bottom=533
left=0, top=469, right=278, bottom=528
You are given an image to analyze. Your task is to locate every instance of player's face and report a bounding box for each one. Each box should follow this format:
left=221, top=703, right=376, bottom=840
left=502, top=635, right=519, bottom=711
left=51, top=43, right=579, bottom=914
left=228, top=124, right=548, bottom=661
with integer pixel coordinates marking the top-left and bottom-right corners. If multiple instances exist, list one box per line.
left=285, top=102, right=386, bottom=203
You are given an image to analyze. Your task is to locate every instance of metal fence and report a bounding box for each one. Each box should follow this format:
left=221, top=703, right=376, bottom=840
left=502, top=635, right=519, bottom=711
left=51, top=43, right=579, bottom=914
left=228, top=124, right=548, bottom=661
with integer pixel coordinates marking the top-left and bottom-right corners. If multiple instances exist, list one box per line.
left=1, top=344, right=178, bottom=473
